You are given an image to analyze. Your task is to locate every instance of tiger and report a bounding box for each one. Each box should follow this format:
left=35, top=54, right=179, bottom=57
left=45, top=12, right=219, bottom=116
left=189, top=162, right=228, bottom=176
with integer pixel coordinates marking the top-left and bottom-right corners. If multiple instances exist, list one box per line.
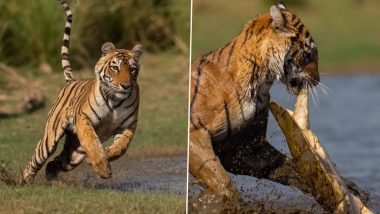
left=189, top=3, right=319, bottom=198
left=22, top=0, right=143, bottom=184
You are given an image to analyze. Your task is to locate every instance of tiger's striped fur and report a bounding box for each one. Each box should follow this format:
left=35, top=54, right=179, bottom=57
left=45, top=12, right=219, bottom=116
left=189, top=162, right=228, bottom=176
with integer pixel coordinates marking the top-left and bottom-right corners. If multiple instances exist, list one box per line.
left=59, top=0, right=75, bottom=83
left=189, top=3, right=319, bottom=198
left=22, top=0, right=144, bottom=184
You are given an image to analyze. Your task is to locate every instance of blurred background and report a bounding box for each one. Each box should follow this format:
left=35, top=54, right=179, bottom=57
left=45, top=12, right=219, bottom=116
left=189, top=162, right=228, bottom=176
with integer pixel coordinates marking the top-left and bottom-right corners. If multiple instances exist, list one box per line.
left=192, top=0, right=380, bottom=211
left=0, top=0, right=189, bottom=212
left=193, top=0, right=380, bottom=72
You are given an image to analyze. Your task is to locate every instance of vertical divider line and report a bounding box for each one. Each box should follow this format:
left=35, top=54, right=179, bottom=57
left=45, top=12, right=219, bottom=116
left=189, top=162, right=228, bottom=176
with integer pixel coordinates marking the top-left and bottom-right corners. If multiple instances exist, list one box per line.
left=186, top=0, right=194, bottom=213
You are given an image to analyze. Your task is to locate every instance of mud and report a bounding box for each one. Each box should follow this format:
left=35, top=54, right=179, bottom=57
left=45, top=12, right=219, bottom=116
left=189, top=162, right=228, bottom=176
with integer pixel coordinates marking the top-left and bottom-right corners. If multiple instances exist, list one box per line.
left=189, top=174, right=380, bottom=213
left=189, top=174, right=324, bottom=214
left=28, top=155, right=187, bottom=195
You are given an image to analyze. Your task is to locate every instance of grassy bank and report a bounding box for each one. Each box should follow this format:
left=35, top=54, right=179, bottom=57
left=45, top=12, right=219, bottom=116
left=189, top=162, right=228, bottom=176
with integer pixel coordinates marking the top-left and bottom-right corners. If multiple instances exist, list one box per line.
left=0, top=184, right=184, bottom=213
left=192, top=0, right=380, bottom=73
left=0, top=52, right=188, bottom=213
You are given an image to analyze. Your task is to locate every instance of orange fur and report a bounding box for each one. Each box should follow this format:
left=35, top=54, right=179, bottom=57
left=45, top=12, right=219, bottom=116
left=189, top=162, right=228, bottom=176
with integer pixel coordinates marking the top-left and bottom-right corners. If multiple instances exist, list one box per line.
left=190, top=4, right=319, bottom=198
left=22, top=1, right=143, bottom=184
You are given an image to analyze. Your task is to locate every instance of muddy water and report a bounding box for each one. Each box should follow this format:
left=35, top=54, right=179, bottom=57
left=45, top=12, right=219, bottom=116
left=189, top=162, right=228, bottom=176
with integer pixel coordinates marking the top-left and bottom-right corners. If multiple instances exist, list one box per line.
left=51, top=155, right=187, bottom=195
left=189, top=75, right=380, bottom=213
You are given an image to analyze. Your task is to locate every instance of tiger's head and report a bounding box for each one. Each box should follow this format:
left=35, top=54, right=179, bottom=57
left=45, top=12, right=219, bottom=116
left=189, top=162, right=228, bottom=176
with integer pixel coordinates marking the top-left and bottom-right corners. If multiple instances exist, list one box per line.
left=95, top=42, right=143, bottom=99
left=265, top=3, right=319, bottom=95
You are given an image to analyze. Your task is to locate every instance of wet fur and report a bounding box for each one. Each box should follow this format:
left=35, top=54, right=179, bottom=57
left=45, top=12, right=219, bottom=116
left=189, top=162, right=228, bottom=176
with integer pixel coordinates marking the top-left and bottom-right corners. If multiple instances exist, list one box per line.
left=189, top=4, right=319, bottom=198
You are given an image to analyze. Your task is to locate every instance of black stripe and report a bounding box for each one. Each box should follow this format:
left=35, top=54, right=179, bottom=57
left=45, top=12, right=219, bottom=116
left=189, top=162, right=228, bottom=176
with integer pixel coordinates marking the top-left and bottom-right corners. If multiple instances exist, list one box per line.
left=82, top=112, right=94, bottom=124
left=67, top=15, right=73, bottom=23
left=36, top=142, right=43, bottom=164
left=129, top=120, right=137, bottom=126
left=281, top=12, right=287, bottom=26
left=190, top=52, right=211, bottom=111
left=124, top=94, right=138, bottom=109
left=44, top=135, right=50, bottom=158
left=52, top=82, right=87, bottom=132
left=298, top=24, right=304, bottom=33
left=76, top=150, right=86, bottom=154
left=224, top=101, right=232, bottom=139
left=190, top=116, right=199, bottom=130
left=75, top=83, right=93, bottom=111
left=217, top=44, right=229, bottom=64
left=294, top=19, right=301, bottom=28
left=45, top=83, right=72, bottom=122
left=63, top=39, right=70, bottom=47
left=234, top=87, right=245, bottom=121
left=256, top=26, right=264, bottom=35
left=198, top=118, right=212, bottom=138
left=292, top=14, right=297, bottom=21
left=32, top=157, right=43, bottom=168
left=63, top=65, right=71, bottom=71
left=226, top=40, right=236, bottom=66
left=64, top=27, right=71, bottom=35
left=62, top=53, right=69, bottom=60
left=113, top=99, right=125, bottom=108
left=121, top=104, right=139, bottom=126
left=241, top=27, right=250, bottom=47
left=89, top=102, right=101, bottom=122
left=246, top=20, right=256, bottom=42
left=99, top=87, right=112, bottom=111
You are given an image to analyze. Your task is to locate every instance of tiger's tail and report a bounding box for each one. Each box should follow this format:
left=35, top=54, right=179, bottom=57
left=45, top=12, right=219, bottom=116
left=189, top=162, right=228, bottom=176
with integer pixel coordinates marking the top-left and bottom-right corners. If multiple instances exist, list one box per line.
left=58, top=0, right=75, bottom=83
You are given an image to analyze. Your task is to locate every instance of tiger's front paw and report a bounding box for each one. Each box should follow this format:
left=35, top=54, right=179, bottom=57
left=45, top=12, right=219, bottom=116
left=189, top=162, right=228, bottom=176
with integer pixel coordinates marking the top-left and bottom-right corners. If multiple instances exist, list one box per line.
left=92, top=158, right=112, bottom=179
left=22, top=163, right=36, bottom=185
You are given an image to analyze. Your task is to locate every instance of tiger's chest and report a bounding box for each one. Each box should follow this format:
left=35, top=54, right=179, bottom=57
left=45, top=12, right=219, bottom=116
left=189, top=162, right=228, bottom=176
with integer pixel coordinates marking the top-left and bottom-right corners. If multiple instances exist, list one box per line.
left=214, top=82, right=271, bottom=140
left=86, top=91, right=139, bottom=142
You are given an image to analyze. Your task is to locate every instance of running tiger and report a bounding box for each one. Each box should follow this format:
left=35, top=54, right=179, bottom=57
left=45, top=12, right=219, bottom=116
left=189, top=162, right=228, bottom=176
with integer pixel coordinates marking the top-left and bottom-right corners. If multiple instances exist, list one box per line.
left=22, top=0, right=143, bottom=184
left=189, top=3, right=319, bottom=198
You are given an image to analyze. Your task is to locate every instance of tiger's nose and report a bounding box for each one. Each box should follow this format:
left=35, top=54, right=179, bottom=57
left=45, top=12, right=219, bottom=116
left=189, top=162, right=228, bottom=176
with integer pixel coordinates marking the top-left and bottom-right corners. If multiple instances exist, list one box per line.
left=120, top=84, right=131, bottom=90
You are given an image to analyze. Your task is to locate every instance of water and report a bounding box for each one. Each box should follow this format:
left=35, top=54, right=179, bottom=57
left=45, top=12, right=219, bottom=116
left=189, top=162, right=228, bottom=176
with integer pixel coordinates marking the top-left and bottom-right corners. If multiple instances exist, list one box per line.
left=268, top=74, right=380, bottom=193
left=190, top=74, right=380, bottom=213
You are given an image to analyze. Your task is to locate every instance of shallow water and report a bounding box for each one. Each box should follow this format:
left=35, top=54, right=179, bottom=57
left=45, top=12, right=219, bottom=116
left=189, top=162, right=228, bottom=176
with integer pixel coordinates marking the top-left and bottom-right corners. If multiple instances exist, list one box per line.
left=269, top=74, right=380, bottom=193
left=42, top=155, right=187, bottom=195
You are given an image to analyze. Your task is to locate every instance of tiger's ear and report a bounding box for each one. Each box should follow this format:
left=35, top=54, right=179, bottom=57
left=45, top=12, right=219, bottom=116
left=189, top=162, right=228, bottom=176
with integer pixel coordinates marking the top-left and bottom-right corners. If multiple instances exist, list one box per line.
left=270, top=5, right=285, bottom=29
left=132, top=44, right=143, bottom=60
left=101, top=42, right=115, bottom=54
left=277, top=2, right=287, bottom=10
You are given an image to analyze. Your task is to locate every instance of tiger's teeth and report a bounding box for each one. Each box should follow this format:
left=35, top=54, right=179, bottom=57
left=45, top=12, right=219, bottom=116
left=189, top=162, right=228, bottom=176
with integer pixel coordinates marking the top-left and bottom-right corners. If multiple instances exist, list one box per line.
left=269, top=89, right=373, bottom=214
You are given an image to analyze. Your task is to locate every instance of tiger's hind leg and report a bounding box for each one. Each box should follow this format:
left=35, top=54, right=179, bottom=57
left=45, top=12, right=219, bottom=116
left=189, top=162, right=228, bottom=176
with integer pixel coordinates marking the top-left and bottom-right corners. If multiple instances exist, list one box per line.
left=75, top=116, right=111, bottom=179
left=22, top=119, right=67, bottom=185
left=45, top=132, right=86, bottom=181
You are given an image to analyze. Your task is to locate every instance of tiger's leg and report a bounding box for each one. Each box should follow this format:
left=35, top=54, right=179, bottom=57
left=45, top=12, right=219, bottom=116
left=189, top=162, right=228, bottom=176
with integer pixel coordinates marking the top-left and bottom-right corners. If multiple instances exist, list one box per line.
left=22, top=120, right=66, bottom=184
left=217, top=107, right=310, bottom=193
left=45, top=132, right=86, bottom=181
left=75, top=116, right=111, bottom=179
left=190, top=128, right=239, bottom=199
left=105, top=128, right=135, bottom=161
left=220, top=140, right=310, bottom=194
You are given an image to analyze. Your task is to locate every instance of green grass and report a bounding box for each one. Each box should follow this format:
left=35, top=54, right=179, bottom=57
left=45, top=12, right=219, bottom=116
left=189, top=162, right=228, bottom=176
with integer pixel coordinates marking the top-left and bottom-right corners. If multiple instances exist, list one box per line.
left=0, top=0, right=190, bottom=68
left=0, top=184, right=184, bottom=214
left=192, top=0, right=380, bottom=73
left=0, top=52, right=188, bottom=213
